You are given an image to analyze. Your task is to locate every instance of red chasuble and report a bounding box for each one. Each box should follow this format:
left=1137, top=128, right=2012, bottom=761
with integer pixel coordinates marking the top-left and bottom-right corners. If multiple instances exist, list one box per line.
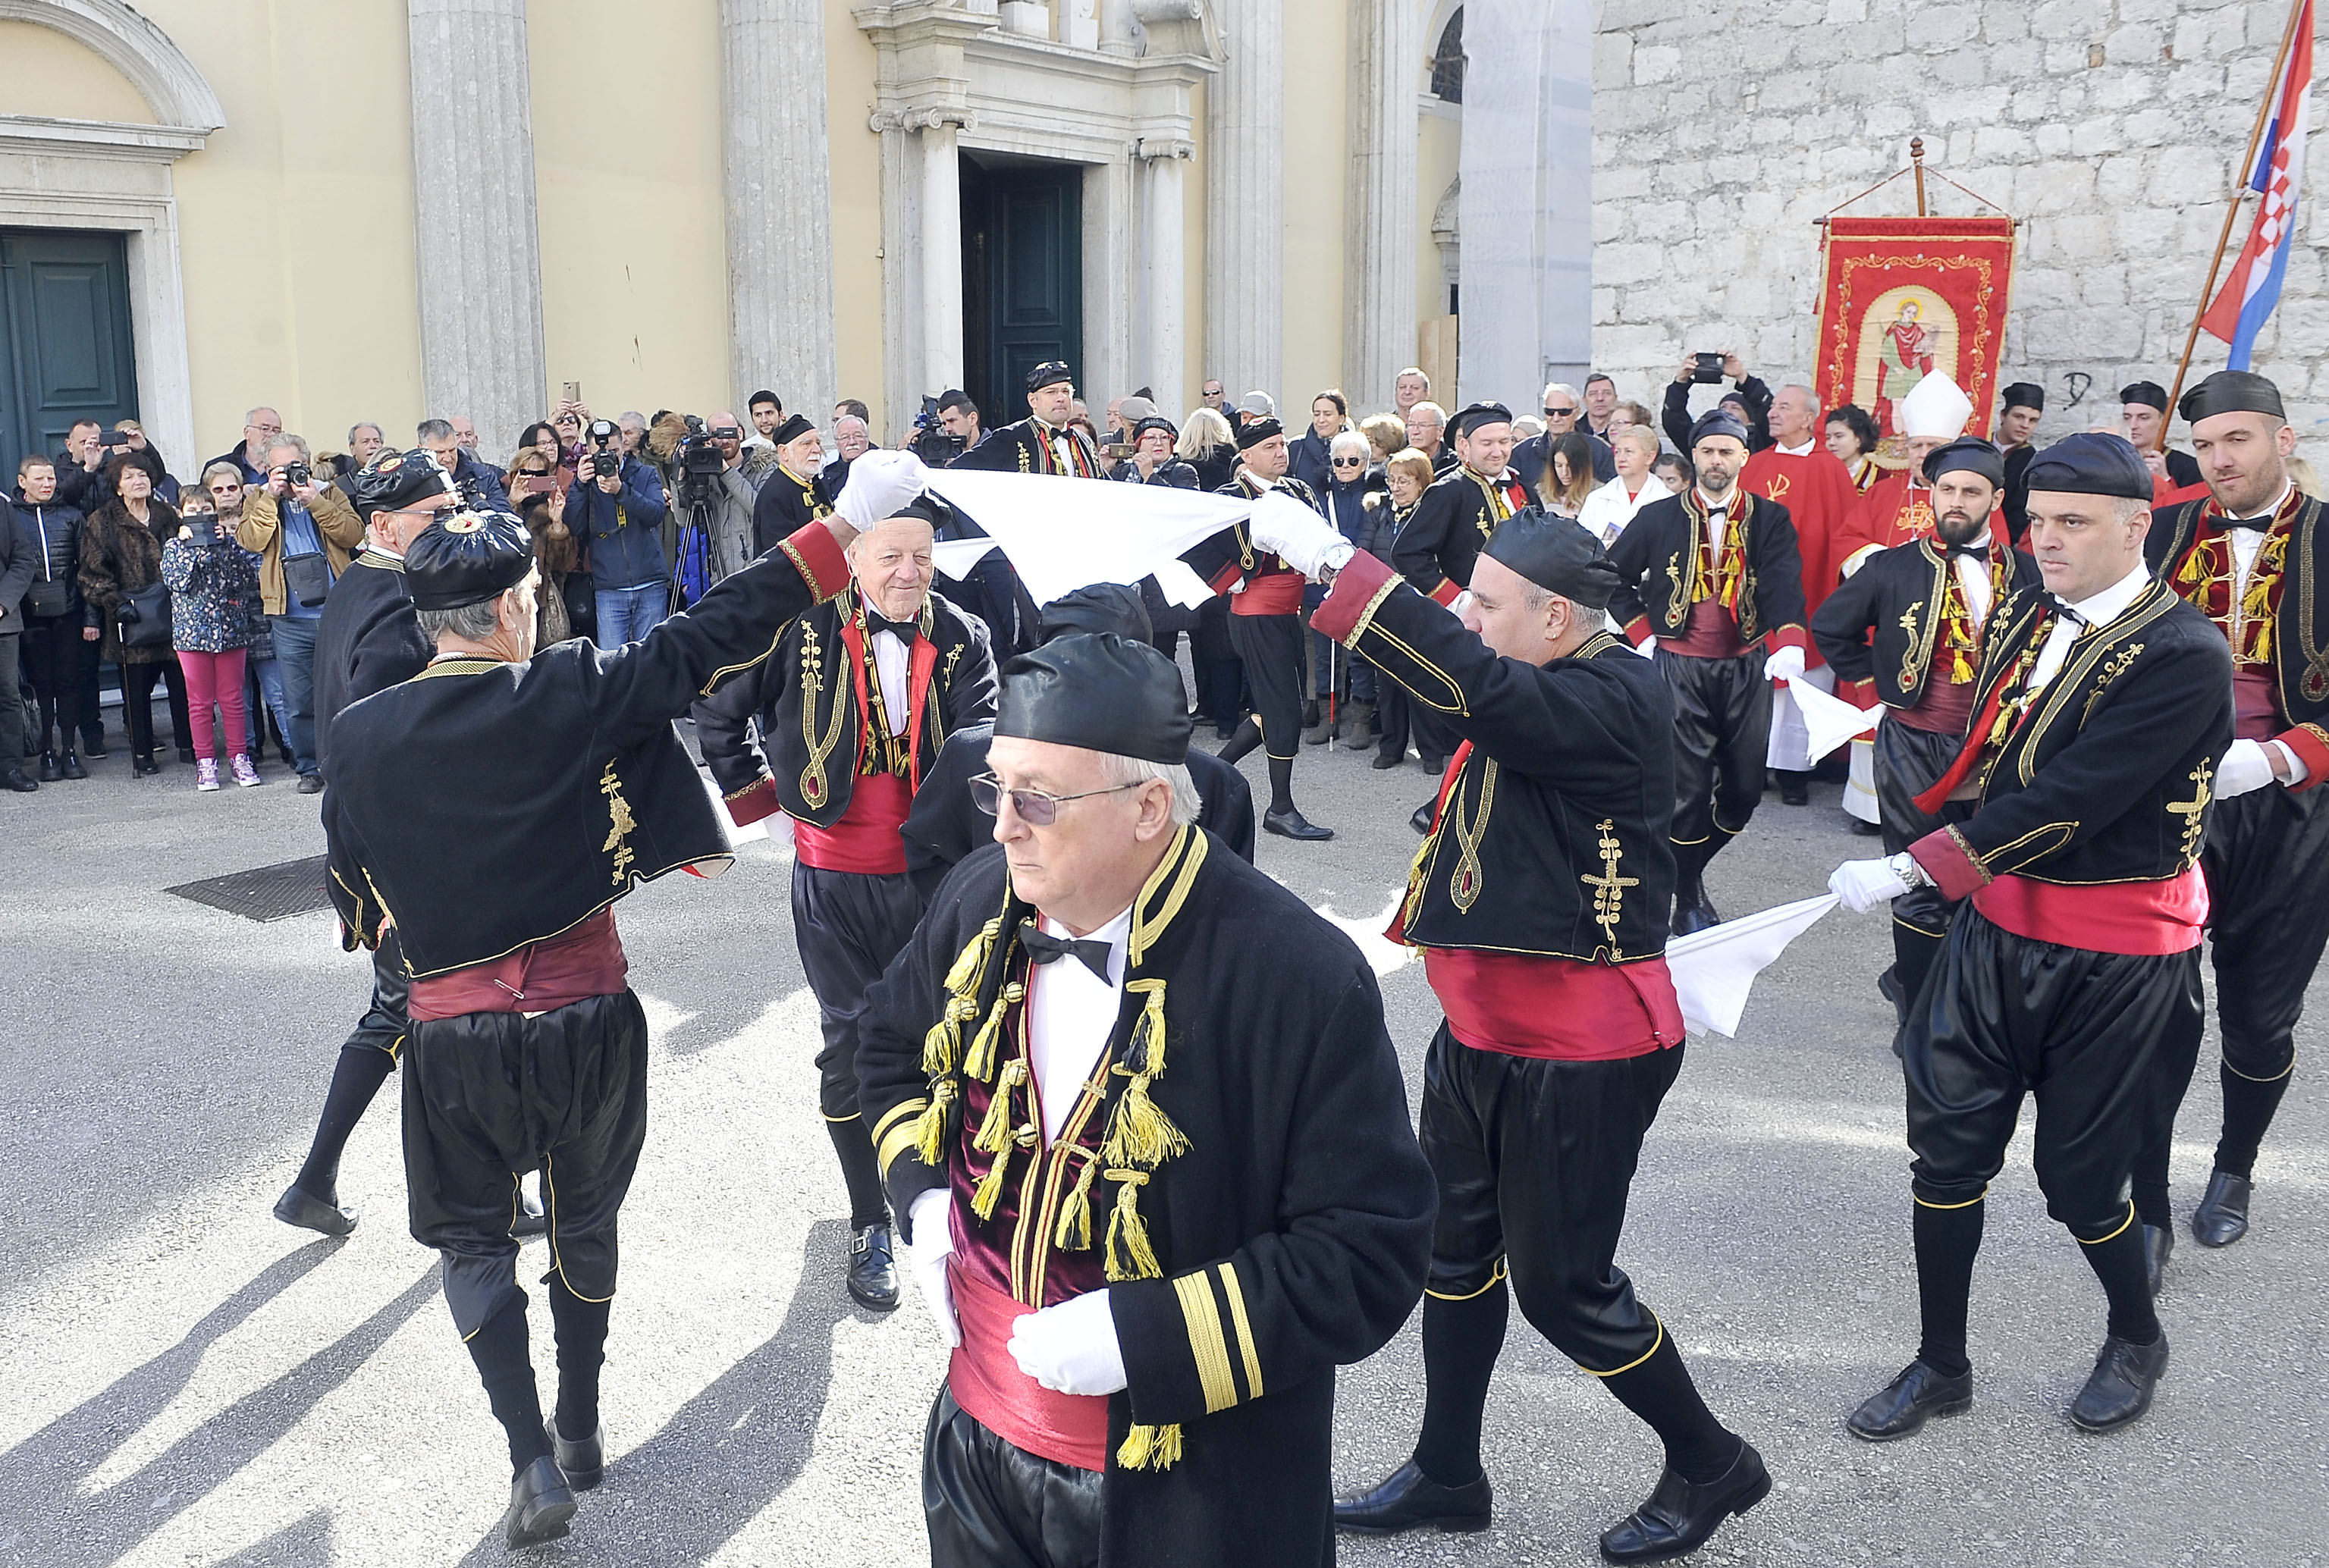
left=1837, top=471, right=1935, bottom=569
left=1740, top=447, right=1861, bottom=663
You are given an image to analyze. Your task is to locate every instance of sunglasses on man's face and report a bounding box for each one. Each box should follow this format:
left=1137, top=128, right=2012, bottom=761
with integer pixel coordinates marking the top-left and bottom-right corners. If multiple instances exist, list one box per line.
left=1332, top=456, right=1365, bottom=468
left=1546, top=405, right=1577, bottom=417
left=969, top=773, right=1140, bottom=826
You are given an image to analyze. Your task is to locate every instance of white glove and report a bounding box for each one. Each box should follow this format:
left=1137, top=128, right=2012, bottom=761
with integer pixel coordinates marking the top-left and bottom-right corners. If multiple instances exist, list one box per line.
left=1007, top=1287, right=1128, bottom=1397
left=1764, top=644, right=1806, bottom=685
left=1248, top=491, right=1355, bottom=579
left=833, top=449, right=931, bottom=532
left=1830, top=854, right=1914, bottom=913
left=2216, top=738, right=2278, bottom=799
left=907, top=1187, right=959, bottom=1350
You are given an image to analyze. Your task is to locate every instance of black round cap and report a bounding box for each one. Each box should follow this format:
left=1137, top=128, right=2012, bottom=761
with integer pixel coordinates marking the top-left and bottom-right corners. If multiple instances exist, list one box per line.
left=1039, top=583, right=1151, bottom=644
left=1480, top=508, right=1621, bottom=610
left=1922, top=437, right=2006, bottom=488
left=2177, top=369, right=2286, bottom=425
left=995, top=632, right=1191, bottom=765
left=2022, top=432, right=2152, bottom=501
left=407, top=511, right=535, bottom=610
left=347, top=450, right=457, bottom=519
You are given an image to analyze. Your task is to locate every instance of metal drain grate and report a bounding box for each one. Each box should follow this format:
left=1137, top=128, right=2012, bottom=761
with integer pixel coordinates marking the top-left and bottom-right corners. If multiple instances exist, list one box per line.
left=166, top=855, right=334, bottom=922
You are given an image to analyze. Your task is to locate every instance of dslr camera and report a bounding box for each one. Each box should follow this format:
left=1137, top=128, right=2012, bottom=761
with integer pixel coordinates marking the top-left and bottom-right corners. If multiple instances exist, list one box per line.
left=282, top=459, right=312, bottom=488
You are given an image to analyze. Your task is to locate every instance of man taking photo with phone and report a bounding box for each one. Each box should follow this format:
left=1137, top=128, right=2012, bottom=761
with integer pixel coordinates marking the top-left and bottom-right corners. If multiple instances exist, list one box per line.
left=237, top=435, right=365, bottom=792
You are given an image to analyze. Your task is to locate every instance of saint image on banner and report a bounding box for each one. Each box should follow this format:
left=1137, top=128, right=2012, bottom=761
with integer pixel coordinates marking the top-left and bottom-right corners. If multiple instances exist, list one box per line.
left=1853, top=288, right=1959, bottom=437
left=1814, top=216, right=2016, bottom=445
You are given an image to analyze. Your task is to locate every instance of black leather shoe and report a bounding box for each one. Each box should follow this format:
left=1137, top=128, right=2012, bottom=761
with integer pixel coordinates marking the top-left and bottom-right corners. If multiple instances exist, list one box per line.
left=2068, top=1333, right=2168, bottom=1432
left=273, top=1183, right=357, bottom=1237
left=546, top=1420, right=605, bottom=1491
left=1372, top=749, right=1403, bottom=770
left=503, top=1454, right=576, bottom=1548
left=82, top=734, right=108, bottom=758
left=176, top=745, right=196, bottom=764
left=1776, top=770, right=1811, bottom=805
left=1670, top=879, right=1720, bottom=936
left=297, top=772, right=325, bottom=794
left=60, top=751, right=86, bottom=780
left=1418, top=753, right=1445, bottom=774
left=38, top=752, right=60, bottom=782
left=1263, top=806, right=1333, bottom=841
left=1876, top=966, right=1904, bottom=1019
left=133, top=754, right=159, bottom=776
left=1333, top=1460, right=1491, bottom=1536
left=848, top=1221, right=900, bottom=1310
left=1850, top=817, right=1883, bottom=836
left=2142, top=1222, right=2174, bottom=1295
left=2192, top=1169, right=2252, bottom=1247
left=1599, top=1441, right=1769, bottom=1563
left=1410, top=801, right=1436, bottom=836
left=1847, top=1360, right=1973, bottom=1441
left=2, top=768, right=36, bottom=792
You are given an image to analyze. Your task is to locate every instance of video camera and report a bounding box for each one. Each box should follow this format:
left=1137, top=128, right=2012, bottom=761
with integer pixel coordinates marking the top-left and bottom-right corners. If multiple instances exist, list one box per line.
left=672, top=415, right=728, bottom=510
left=909, top=394, right=964, bottom=466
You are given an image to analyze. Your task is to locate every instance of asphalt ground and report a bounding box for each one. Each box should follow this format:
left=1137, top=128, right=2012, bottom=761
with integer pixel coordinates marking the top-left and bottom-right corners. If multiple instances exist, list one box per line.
left=1, top=714, right=2323, bottom=1567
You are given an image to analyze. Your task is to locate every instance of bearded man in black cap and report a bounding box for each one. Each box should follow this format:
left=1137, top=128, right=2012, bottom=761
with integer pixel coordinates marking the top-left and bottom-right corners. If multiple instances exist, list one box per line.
left=322, top=459, right=918, bottom=1548
left=1608, top=409, right=1808, bottom=934
left=751, top=412, right=836, bottom=555
left=1813, top=437, right=2041, bottom=1016
left=1828, top=431, right=2230, bottom=1443
left=951, top=360, right=1106, bottom=478
left=1319, top=510, right=1769, bottom=1564
left=696, top=466, right=997, bottom=1311
left=853, top=627, right=1433, bottom=1568
left=271, top=450, right=467, bottom=1240
left=2133, top=368, right=2329, bottom=1257
left=2120, top=380, right=2204, bottom=491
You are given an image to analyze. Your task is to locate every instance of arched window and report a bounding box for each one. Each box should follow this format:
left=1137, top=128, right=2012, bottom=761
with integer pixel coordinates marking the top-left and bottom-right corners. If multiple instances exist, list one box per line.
left=1430, top=7, right=1464, bottom=105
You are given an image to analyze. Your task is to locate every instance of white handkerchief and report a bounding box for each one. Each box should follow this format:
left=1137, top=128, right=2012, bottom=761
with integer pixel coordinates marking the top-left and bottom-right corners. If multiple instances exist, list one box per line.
left=1788, top=679, right=1883, bottom=764
left=1666, top=893, right=1840, bottom=1037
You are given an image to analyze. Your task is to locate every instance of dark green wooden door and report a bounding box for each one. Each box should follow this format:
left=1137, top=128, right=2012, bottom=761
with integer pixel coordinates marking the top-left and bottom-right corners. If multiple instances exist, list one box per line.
left=961, top=158, right=1082, bottom=427
left=0, top=229, right=138, bottom=481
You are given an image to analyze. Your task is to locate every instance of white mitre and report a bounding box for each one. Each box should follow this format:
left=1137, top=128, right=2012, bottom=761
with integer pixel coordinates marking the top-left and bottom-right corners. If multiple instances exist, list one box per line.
left=1901, top=372, right=1973, bottom=441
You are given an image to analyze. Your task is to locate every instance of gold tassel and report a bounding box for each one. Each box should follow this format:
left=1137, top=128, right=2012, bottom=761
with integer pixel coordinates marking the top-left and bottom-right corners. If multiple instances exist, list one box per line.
left=912, top=1078, right=958, bottom=1166
left=1054, top=1154, right=1100, bottom=1251
left=973, top=1059, right=1026, bottom=1154
left=1116, top=1422, right=1183, bottom=1472
left=971, top=1143, right=1013, bottom=1220
left=962, top=993, right=1009, bottom=1082
left=945, top=916, right=1003, bottom=995
left=1103, top=1168, right=1163, bottom=1281
left=1101, top=1074, right=1191, bottom=1170
left=921, top=1014, right=960, bottom=1076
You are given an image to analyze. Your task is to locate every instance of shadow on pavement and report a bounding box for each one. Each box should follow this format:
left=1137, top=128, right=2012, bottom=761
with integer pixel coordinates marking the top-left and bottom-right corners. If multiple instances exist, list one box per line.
left=454, top=1218, right=855, bottom=1566
left=0, top=1243, right=438, bottom=1567
left=212, top=1507, right=335, bottom=1566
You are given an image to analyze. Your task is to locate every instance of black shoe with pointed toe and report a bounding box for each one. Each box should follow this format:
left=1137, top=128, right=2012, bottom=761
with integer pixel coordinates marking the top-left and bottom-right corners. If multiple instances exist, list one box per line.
left=2142, top=1222, right=2174, bottom=1295
left=1263, top=806, right=1334, bottom=841
left=2191, top=1169, right=2252, bottom=1247
left=1669, top=877, right=1720, bottom=936
left=1599, top=1442, right=1770, bottom=1564
left=1847, top=1359, right=1973, bottom=1441
left=1333, top=1460, right=1492, bottom=1537
left=546, top=1420, right=606, bottom=1491
left=2068, top=1333, right=2168, bottom=1433
left=273, top=1183, right=357, bottom=1237
left=503, top=1454, right=577, bottom=1548
left=848, top=1221, right=900, bottom=1310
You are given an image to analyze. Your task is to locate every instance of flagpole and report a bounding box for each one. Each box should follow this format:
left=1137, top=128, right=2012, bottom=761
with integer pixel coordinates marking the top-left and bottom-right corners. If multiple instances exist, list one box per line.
left=2164, top=0, right=2308, bottom=437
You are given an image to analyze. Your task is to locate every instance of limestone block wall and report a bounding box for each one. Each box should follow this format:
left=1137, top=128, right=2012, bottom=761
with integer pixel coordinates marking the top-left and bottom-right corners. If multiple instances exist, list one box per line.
left=1591, top=0, right=2329, bottom=454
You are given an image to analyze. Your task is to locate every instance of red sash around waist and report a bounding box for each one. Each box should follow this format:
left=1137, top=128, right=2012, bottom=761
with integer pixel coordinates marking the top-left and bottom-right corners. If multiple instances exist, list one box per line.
left=407, top=906, right=629, bottom=1021
left=1424, top=947, right=1684, bottom=1060
left=2233, top=666, right=2282, bottom=742
left=946, top=1259, right=1110, bottom=1473
left=1660, top=598, right=1753, bottom=659
left=1971, top=865, right=2208, bottom=956
left=792, top=770, right=913, bottom=875
left=1894, top=671, right=1977, bottom=737
left=1232, top=565, right=1306, bottom=616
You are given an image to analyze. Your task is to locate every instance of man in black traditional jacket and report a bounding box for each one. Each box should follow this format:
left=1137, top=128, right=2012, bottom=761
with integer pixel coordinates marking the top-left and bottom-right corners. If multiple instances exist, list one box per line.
left=696, top=472, right=997, bottom=1311
left=750, top=413, right=834, bottom=557
left=944, top=361, right=1104, bottom=659
left=272, top=452, right=465, bottom=1240
left=1813, top=437, right=2040, bottom=1014
left=854, top=626, right=1433, bottom=1568
left=1996, top=382, right=2043, bottom=543
left=2136, top=369, right=2329, bottom=1257
left=900, top=583, right=1256, bottom=900
left=1320, top=510, right=1769, bottom=1564
left=323, top=464, right=908, bottom=1548
left=1609, top=409, right=1808, bottom=934
left=1828, top=433, right=2231, bottom=1444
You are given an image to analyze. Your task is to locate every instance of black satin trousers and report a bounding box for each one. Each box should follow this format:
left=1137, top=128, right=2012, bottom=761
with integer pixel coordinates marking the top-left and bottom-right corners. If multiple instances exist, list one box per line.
left=924, top=1389, right=1103, bottom=1568
left=344, top=930, right=412, bottom=1059
left=1656, top=648, right=1770, bottom=844
left=792, top=862, right=927, bottom=1121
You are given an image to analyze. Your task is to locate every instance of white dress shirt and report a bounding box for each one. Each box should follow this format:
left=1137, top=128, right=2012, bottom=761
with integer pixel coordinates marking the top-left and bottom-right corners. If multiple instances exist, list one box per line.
left=1952, top=533, right=1995, bottom=631
left=859, top=591, right=912, bottom=735
left=1694, top=487, right=1737, bottom=557
left=1028, top=903, right=1132, bottom=1143
left=1775, top=438, right=1817, bottom=457
left=2027, top=560, right=2152, bottom=695
left=2220, top=478, right=2309, bottom=784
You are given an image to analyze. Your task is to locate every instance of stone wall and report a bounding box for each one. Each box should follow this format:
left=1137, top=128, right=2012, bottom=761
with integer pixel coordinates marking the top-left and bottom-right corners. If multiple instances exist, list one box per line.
left=1590, top=0, right=2329, bottom=455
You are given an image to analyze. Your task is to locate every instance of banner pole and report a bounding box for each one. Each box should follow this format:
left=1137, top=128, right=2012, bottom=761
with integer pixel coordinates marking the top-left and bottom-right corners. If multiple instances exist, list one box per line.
left=2164, top=0, right=2306, bottom=439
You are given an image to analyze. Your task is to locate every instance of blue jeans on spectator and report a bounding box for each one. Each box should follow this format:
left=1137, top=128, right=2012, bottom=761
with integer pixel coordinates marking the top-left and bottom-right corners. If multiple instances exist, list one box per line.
left=247, top=652, right=290, bottom=759
left=595, top=582, right=670, bottom=650
left=270, top=613, right=322, bottom=776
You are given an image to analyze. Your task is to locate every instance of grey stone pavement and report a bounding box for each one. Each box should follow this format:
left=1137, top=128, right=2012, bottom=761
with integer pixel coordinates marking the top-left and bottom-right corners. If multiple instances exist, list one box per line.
left=1, top=722, right=2324, bottom=1568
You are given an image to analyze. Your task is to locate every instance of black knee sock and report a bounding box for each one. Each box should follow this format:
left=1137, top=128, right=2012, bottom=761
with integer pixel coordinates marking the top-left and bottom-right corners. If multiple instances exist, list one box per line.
left=292, top=1045, right=397, bottom=1200
left=1217, top=717, right=1262, bottom=766
left=547, top=1274, right=613, bottom=1442
left=1411, top=1284, right=1509, bottom=1486
left=1266, top=754, right=1296, bottom=815
left=1912, top=1198, right=1983, bottom=1380
left=1599, top=1333, right=1741, bottom=1485
left=1891, top=925, right=1943, bottom=1012
left=2078, top=1215, right=2161, bottom=1346
left=2214, top=1062, right=2293, bottom=1181
left=464, top=1295, right=553, bottom=1475
left=827, top=1117, right=890, bottom=1231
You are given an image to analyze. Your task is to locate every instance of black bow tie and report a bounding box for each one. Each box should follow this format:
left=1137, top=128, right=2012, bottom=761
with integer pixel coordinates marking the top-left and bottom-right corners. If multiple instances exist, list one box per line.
left=2216, top=514, right=2274, bottom=532
left=2048, top=600, right=2087, bottom=627
left=864, top=608, right=918, bottom=641
left=1019, top=920, right=1113, bottom=983
left=1944, top=541, right=1989, bottom=560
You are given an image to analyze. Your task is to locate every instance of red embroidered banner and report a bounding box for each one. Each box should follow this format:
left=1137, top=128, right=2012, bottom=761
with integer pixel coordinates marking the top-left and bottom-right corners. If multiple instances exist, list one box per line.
left=1813, top=218, right=2018, bottom=443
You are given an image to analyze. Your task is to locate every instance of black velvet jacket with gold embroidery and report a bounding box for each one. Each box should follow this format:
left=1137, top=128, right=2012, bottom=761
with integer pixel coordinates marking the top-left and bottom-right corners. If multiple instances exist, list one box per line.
left=1607, top=488, right=1807, bottom=648
left=1390, top=464, right=1540, bottom=604
left=2148, top=492, right=2329, bottom=743
left=949, top=416, right=1106, bottom=478
left=323, top=521, right=853, bottom=978
left=1812, top=535, right=2042, bottom=711
left=692, top=587, right=996, bottom=829
left=1314, top=552, right=1676, bottom=961
left=855, top=828, right=1433, bottom=1563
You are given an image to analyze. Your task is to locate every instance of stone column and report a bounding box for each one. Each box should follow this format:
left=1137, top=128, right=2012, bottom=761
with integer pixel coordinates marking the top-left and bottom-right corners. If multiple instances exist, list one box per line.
left=918, top=113, right=967, bottom=397
left=723, top=0, right=839, bottom=421
left=407, top=0, right=546, bottom=450
left=1140, top=139, right=1192, bottom=409
left=1344, top=0, right=1421, bottom=411
left=1203, top=0, right=1282, bottom=403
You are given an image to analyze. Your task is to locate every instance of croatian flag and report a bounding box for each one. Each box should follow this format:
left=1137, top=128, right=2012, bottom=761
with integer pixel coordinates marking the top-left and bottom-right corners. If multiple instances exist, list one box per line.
left=2202, top=0, right=2314, bottom=369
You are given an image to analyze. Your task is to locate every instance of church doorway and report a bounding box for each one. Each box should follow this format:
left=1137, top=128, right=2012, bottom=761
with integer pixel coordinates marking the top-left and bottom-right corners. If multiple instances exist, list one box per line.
left=0, top=228, right=137, bottom=482
left=960, top=153, right=1083, bottom=428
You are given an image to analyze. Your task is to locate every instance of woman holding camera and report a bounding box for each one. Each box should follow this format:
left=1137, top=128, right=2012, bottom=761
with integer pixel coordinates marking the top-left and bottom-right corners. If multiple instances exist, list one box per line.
left=78, top=456, right=191, bottom=776
left=162, top=499, right=264, bottom=789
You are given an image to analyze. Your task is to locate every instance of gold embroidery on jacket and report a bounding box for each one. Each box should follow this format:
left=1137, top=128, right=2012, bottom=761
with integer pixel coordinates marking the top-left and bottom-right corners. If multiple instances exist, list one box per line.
left=599, top=761, right=638, bottom=886
left=1580, top=820, right=1638, bottom=960
left=2169, top=762, right=2212, bottom=864
left=797, top=623, right=846, bottom=808
left=1448, top=759, right=1497, bottom=912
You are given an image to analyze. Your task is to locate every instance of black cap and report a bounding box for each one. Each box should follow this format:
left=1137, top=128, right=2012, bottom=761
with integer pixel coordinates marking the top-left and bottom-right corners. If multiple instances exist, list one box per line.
left=346, top=450, right=457, bottom=519
left=2118, top=380, right=2169, bottom=412
left=1130, top=416, right=1179, bottom=444
left=995, top=632, right=1191, bottom=765
left=1449, top=401, right=1513, bottom=440
left=891, top=492, right=950, bottom=530
left=407, top=511, right=535, bottom=610
left=770, top=413, right=817, bottom=447
left=2001, top=381, right=2045, bottom=414
left=2178, top=369, right=2286, bottom=425
left=1235, top=416, right=1284, bottom=451
left=1690, top=409, right=1751, bottom=450
left=1921, top=437, right=2006, bottom=488
left=1480, top=508, right=1621, bottom=610
left=1025, top=360, right=1073, bottom=394
left=2022, top=432, right=2152, bottom=501
left=1038, top=583, right=1151, bottom=644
